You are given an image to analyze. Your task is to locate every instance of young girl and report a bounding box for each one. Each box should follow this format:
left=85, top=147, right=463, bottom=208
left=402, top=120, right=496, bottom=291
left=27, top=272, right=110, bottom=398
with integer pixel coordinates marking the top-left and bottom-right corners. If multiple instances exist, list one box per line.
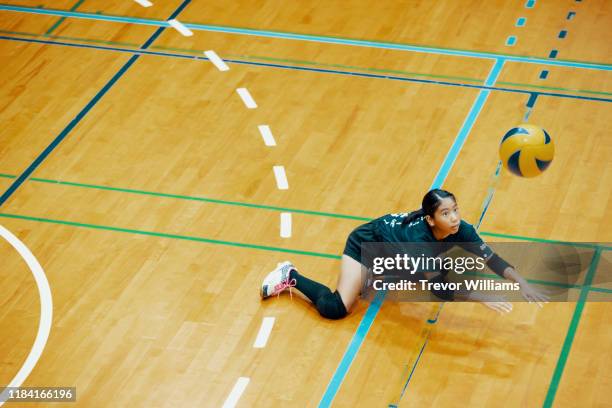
left=261, top=189, right=548, bottom=319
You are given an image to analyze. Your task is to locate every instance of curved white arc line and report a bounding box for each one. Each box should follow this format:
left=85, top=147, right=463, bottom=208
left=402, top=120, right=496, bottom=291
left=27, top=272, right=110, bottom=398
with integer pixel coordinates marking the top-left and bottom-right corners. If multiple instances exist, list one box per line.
left=0, top=224, right=52, bottom=406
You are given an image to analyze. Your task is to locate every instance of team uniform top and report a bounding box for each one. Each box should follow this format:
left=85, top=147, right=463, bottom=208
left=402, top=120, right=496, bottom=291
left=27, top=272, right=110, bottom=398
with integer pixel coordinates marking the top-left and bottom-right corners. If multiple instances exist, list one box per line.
left=343, top=212, right=511, bottom=276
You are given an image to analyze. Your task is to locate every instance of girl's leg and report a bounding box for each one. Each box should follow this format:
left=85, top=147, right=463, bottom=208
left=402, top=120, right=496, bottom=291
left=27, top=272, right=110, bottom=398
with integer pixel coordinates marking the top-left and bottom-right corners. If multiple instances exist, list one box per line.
left=262, top=256, right=367, bottom=320
left=288, top=255, right=366, bottom=319
left=336, top=254, right=368, bottom=311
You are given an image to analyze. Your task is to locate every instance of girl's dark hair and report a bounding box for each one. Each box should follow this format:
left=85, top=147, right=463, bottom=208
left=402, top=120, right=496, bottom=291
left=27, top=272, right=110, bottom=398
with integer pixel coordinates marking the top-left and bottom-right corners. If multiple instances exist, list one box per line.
left=402, top=189, right=457, bottom=225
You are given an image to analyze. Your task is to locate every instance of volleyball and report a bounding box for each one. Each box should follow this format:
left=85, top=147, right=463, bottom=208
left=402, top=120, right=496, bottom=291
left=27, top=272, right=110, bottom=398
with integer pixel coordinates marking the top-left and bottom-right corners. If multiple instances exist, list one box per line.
left=499, top=124, right=554, bottom=177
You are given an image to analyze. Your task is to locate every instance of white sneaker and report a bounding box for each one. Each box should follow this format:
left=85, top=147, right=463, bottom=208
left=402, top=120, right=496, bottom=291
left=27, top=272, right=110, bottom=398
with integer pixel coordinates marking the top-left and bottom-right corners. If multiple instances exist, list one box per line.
left=261, top=261, right=297, bottom=299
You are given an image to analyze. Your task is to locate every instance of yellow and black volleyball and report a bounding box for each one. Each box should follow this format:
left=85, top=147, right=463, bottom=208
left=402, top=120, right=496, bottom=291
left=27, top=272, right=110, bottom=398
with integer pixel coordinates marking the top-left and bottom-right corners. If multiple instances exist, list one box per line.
left=499, top=124, right=554, bottom=178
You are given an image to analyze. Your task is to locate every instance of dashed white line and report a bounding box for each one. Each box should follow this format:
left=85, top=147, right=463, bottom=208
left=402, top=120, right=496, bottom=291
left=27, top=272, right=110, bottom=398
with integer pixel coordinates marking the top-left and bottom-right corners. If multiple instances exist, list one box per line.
left=168, top=19, right=193, bottom=36
left=253, top=317, right=275, bottom=348
left=204, top=50, right=230, bottom=71
left=133, top=0, right=153, bottom=7
left=258, top=125, right=277, bottom=146
left=273, top=166, right=289, bottom=190
left=236, top=88, right=257, bottom=109
left=280, top=213, right=292, bottom=238
left=222, top=377, right=250, bottom=408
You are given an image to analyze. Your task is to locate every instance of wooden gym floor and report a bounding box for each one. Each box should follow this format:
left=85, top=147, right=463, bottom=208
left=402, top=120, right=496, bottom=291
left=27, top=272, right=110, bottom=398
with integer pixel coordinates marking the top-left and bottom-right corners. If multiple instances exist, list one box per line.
left=0, top=0, right=610, bottom=407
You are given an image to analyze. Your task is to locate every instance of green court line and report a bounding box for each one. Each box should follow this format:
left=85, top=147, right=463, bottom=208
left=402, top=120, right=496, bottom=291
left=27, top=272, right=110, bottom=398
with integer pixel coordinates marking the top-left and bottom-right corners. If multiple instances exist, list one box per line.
left=0, top=28, right=610, bottom=98
left=0, top=173, right=369, bottom=221
left=465, top=272, right=612, bottom=293
left=479, top=231, right=611, bottom=251
left=0, top=172, right=609, bottom=250
left=463, top=270, right=584, bottom=290
left=498, top=81, right=612, bottom=97
left=543, top=248, right=602, bottom=408
left=587, top=286, right=612, bottom=294
left=237, top=54, right=612, bottom=96
left=0, top=212, right=342, bottom=259
left=44, top=0, right=84, bottom=36
left=232, top=54, right=484, bottom=84
left=0, top=211, right=609, bottom=295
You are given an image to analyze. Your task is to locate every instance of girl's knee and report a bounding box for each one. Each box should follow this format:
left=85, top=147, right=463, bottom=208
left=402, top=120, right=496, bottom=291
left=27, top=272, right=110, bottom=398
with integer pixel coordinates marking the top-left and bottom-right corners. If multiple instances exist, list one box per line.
left=316, top=290, right=348, bottom=320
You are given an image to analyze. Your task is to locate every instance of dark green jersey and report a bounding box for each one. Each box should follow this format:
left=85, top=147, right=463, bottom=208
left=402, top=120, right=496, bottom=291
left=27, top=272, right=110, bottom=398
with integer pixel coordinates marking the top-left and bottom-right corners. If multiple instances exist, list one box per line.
left=372, top=212, right=495, bottom=260
left=343, top=212, right=511, bottom=276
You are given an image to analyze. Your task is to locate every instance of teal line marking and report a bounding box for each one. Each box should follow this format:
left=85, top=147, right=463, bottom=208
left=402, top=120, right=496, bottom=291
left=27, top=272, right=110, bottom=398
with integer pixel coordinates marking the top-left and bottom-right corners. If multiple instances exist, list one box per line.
left=0, top=213, right=342, bottom=259
left=526, top=0, right=536, bottom=8
left=431, top=59, right=504, bottom=188
left=542, top=249, right=602, bottom=408
left=526, top=92, right=538, bottom=108
left=44, top=0, right=84, bottom=36
left=516, top=17, right=526, bottom=27
left=1, top=4, right=611, bottom=71
left=506, top=36, right=517, bottom=46
left=3, top=34, right=611, bottom=104
left=318, top=290, right=385, bottom=408
left=320, top=57, right=506, bottom=408
left=475, top=161, right=502, bottom=230
left=399, top=71, right=502, bottom=401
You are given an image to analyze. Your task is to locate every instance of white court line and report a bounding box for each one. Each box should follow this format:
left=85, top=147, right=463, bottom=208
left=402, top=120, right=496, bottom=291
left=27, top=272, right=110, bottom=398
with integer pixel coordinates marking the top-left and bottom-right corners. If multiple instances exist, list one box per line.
left=222, top=377, right=250, bottom=408
left=273, top=166, right=289, bottom=190
left=133, top=0, right=153, bottom=7
left=168, top=19, right=193, bottom=36
left=258, top=125, right=277, bottom=146
left=280, top=213, right=292, bottom=238
left=236, top=88, right=257, bottom=109
left=0, top=225, right=52, bottom=407
left=204, top=50, right=229, bottom=71
left=253, top=317, right=275, bottom=348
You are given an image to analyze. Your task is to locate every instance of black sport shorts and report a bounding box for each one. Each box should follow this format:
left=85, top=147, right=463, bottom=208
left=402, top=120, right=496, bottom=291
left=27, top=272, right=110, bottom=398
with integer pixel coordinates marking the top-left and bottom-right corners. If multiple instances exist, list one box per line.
left=342, top=221, right=380, bottom=266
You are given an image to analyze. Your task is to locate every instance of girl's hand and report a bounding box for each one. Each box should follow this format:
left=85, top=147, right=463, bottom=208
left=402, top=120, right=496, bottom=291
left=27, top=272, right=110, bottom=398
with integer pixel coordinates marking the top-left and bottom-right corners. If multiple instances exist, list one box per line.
left=482, top=300, right=513, bottom=314
left=519, top=282, right=549, bottom=307
left=468, top=291, right=513, bottom=314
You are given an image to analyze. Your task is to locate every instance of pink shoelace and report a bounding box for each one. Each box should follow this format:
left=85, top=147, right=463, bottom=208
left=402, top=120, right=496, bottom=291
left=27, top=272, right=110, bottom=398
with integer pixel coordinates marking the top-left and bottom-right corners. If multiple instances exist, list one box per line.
left=274, top=276, right=297, bottom=299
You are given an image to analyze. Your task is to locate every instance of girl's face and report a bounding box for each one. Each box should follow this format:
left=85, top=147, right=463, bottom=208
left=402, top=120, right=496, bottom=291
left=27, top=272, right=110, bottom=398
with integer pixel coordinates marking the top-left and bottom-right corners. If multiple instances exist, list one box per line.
left=428, top=197, right=460, bottom=235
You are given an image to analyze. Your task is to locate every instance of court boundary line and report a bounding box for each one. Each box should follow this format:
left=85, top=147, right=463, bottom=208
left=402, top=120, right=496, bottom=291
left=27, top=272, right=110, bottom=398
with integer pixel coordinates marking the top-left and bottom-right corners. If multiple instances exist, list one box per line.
left=1, top=35, right=611, bottom=105
left=1, top=4, right=611, bottom=71
left=0, top=212, right=342, bottom=259
left=0, top=212, right=609, bottom=293
left=0, top=225, right=52, bottom=407
left=0, top=0, right=192, bottom=208
left=44, top=0, right=84, bottom=36
left=0, top=173, right=609, bottom=250
left=1, top=4, right=608, bottom=403
left=542, top=249, right=602, bottom=408
left=3, top=27, right=612, bottom=98
left=318, top=58, right=505, bottom=407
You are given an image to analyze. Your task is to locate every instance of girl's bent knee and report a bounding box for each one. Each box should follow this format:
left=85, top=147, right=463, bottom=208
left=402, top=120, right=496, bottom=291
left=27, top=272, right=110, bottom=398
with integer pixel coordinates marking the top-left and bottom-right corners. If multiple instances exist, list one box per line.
left=315, top=291, right=348, bottom=320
